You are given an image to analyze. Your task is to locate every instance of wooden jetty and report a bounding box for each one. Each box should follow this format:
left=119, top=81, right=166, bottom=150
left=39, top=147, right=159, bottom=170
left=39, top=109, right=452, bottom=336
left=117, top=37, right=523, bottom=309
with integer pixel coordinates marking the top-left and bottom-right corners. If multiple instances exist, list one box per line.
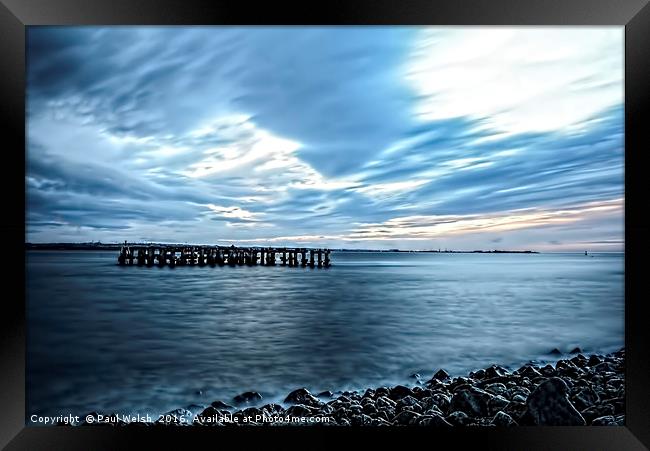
left=117, top=243, right=331, bottom=268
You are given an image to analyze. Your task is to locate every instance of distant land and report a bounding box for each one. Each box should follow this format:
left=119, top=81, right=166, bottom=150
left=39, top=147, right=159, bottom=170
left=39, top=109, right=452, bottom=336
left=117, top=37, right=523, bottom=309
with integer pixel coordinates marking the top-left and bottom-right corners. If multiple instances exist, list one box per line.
left=24, top=242, right=539, bottom=253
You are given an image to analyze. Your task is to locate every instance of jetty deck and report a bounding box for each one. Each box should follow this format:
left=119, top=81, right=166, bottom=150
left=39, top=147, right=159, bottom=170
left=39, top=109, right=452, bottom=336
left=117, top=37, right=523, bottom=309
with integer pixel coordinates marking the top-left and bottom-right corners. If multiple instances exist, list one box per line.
left=118, top=243, right=331, bottom=268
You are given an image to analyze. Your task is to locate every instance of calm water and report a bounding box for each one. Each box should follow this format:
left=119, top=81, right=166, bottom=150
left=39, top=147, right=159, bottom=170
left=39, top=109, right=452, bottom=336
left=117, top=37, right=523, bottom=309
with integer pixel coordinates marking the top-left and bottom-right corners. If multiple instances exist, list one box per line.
left=27, top=250, right=624, bottom=420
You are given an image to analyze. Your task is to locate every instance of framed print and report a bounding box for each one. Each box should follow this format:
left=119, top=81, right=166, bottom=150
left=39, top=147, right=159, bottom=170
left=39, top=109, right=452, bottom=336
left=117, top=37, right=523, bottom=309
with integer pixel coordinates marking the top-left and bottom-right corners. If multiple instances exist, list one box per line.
left=1, top=0, right=649, bottom=449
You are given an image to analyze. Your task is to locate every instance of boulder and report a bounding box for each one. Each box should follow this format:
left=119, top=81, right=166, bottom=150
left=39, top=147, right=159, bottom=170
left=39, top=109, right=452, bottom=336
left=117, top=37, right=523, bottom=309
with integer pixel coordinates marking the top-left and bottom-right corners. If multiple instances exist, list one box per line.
left=232, top=391, right=262, bottom=404
left=432, top=369, right=450, bottom=381
left=446, top=410, right=471, bottom=426
left=516, top=365, right=542, bottom=379
left=487, top=394, right=510, bottom=416
left=210, top=400, right=234, bottom=410
left=389, top=385, right=414, bottom=401
left=581, top=404, right=615, bottom=423
left=396, top=395, right=422, bottom=413
left=422, top=393, right=451, bottom=413
left=592, top=415, right=618, bottom=426
left=450, top=387, right=493, bottom=417
left=492, top=411, right=517, bottom=426
left=392, top=410, right=421, bottom=425
left=418, top=413, right=452, bottom=426
left=485, top=365, right=510, bottom=378
left=571, top=387, right=600, bottom=411
left=484, top=383, right=508, bottom=397
left=284, top=388, right=321, bottom=407
left=285, top=404, right=312, bottom=418
left=525, top=378, right=586, bottom=425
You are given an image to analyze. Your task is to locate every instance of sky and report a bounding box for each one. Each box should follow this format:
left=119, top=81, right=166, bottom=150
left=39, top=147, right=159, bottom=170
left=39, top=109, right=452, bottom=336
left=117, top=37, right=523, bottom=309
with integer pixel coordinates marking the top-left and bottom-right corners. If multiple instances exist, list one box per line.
left=26, top=27, right=624, bottom=251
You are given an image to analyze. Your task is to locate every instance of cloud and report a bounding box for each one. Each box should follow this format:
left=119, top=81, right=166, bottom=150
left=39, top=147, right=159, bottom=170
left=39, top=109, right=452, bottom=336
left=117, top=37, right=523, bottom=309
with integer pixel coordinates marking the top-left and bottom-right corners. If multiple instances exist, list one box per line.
left=406, top=28, right=623, bottom=134
left=26, top=27, right=624, bottom=251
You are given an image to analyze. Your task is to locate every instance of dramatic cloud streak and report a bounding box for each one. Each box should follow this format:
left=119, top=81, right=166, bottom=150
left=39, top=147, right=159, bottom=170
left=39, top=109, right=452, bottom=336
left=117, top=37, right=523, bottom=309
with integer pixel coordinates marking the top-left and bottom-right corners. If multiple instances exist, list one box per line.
left=26, top=27, right=624, bottom=251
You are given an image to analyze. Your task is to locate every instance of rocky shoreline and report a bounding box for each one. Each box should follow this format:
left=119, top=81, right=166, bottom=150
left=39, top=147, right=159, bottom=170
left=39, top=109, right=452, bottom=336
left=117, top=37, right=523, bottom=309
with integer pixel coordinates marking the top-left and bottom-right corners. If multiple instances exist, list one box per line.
left=78, top=348, right=624, bottom=427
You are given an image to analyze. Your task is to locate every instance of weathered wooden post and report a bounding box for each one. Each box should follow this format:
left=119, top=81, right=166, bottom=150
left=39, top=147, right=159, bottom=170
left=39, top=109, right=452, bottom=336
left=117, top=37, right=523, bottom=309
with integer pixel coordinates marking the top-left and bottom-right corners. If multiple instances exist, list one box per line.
left=118, top=246, right=126, bottom=265
left=317, top=249, right=323, bottom=268
left=324, top=249, right=331, bottom=268
left=281, top=249, right=287, bottom=265
left=309, top=249, right=315, bottom=267
left=301, top=249, right=307, bottom=267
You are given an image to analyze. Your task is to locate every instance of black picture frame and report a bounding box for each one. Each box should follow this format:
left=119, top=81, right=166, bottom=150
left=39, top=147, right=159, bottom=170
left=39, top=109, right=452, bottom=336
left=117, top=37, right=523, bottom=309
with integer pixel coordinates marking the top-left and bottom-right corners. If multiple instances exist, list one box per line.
left=2, top=0, right=649, bottom=449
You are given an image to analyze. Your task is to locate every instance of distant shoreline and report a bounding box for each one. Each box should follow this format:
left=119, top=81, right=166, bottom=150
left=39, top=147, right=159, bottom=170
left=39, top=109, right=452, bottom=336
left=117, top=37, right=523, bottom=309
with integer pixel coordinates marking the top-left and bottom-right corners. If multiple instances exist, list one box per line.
left=25, top=242, right=540, bottom=254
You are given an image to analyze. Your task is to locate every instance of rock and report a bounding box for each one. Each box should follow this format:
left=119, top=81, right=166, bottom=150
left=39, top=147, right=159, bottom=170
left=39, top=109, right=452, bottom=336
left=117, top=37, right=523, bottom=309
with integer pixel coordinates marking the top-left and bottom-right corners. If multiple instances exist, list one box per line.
left=211, top=400, right=234, bottom=410
left=261, top=403, right=284, bottom=414
left=396, top=395, right=422, bottom=413
left=450, top=387, right=492, bottom=417
left=550, top=348, right=563, bottom=355
left=484, top=383, right=508, bottom=397
left=351, top=413, right=374, bottom=426
left=484, top=365, right=510, bottom=379
left=512, top=394, right=527, bottom=404
left=412, top=388, right=433, bottom=400
left=422, top=393, right=451, bottom=413
left=376, top=396, right=397, bottom=409
left=195, top=406, right=220, bottom=423
left=392, top=410, right=421, bottom=425
left=516, top=365, right=542, bottom=379
left=317, top=390, right=334, bottom=399
left=446, top=410, right=471, bottom=426
left=371, top=417, right=391, bottom=426
left=284, top=388, right=321, bottom=407
left=540, top=364, right=556, bottom=377
left=375, top=387, right=390, bottom=397
left=588, top=355, right=603, bottom=366
left=581, top=404, right=615, bottom=423
left=594, top=362, right=615, bottom=373
left=418, top=413, right=452, bottom=426
left=432, top=369, right=450, bottom=381
left=504, top=400, right=527, bottom=419
left=232, top=391, right=262, bottom=404
left=389, top=385, right=414, bottom=401
left=362, top=389, right=375, bottom=399
left=492, top=411, right=516, bottom=426
left=570, top=347, right=582, bottom=354
left=592, top=415, right=618, bottom=426
left=487, top=394, right=510, bottom=416
left=525, top=378, right=586, bottom=425
left=362, top=403, right=378, bottom=415
left=469, top=369, right=486, bottom=380
left=285, top=404, right=312, bottom=418
left=570, top=356, right=588, bottom=368
left=571, top=387, right=600, bottom=411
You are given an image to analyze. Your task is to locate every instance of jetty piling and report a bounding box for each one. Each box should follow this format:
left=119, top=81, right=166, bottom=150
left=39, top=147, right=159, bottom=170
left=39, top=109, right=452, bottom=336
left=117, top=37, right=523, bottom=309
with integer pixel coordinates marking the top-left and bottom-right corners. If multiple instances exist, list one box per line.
left=118, top=244, right=331, bottom=269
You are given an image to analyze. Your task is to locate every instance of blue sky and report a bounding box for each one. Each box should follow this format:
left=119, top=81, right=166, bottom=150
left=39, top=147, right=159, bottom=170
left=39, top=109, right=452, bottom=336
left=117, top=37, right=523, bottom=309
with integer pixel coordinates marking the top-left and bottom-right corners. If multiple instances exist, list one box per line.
left=26, top=27, right=624, bottom=251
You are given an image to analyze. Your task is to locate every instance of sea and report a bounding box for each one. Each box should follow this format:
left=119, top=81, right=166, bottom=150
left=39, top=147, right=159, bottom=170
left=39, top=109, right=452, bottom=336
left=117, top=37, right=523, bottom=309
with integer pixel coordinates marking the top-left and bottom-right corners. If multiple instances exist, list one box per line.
left=26, top=250, right=624, bottom=421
